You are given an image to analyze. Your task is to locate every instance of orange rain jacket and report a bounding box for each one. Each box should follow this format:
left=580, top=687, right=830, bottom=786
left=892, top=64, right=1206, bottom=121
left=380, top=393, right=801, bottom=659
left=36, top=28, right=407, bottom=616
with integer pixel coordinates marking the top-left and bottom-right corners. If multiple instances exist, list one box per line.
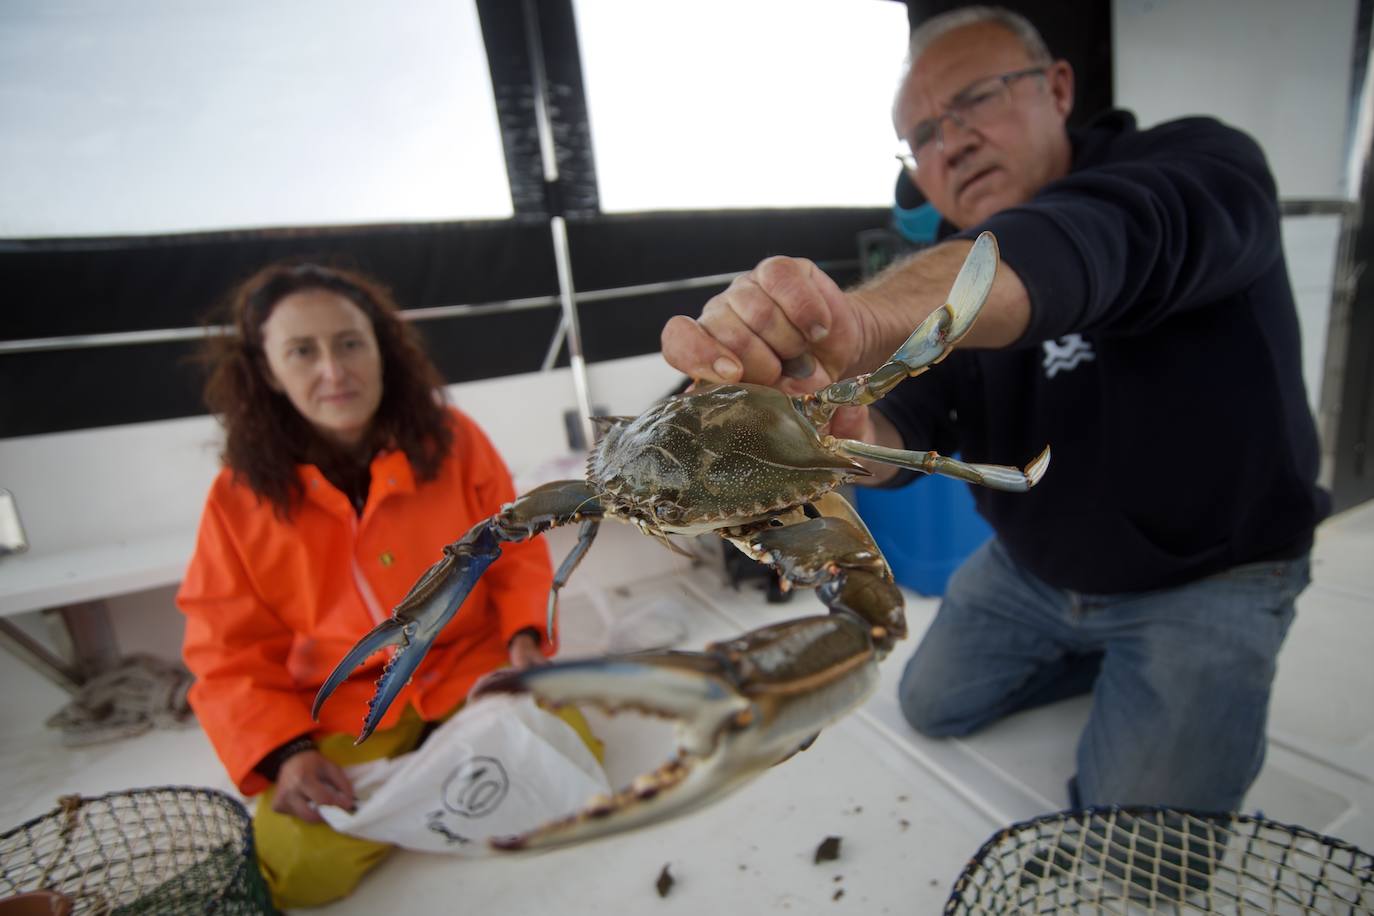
left=178, top=407, right=553, bottom=796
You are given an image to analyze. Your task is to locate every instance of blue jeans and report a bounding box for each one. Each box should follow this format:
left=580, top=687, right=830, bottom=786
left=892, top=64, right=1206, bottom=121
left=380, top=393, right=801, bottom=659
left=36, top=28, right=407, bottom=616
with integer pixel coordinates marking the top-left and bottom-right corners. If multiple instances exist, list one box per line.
left=898, top=538, right=1309, bottom=813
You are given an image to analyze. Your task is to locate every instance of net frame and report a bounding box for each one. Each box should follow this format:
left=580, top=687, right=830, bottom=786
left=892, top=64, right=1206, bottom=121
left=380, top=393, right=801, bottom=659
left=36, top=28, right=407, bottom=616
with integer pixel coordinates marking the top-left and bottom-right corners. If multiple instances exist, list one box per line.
left=945, top=805, right=1374, bottom=915
left=0, top=786, right=277, bottom=914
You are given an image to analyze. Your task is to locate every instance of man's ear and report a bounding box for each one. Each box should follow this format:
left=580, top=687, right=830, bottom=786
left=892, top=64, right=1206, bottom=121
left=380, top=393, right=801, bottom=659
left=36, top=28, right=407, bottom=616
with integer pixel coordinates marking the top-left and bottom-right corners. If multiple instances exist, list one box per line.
left=1050, top=59, right=1075, bottom=121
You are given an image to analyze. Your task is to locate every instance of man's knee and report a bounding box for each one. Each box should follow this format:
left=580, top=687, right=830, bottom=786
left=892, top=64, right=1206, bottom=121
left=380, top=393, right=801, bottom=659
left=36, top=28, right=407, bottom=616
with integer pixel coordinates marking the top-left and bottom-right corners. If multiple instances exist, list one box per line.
left=897, top=653, right=980, bottom=738
left=900, top=698, right=980, bottom=738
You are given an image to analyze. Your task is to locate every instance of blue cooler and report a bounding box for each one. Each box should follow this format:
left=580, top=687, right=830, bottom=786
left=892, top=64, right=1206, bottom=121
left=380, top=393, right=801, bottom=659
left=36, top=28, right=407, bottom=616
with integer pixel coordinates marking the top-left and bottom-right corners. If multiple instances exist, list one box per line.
left=854, top=473, right=992, bottom=597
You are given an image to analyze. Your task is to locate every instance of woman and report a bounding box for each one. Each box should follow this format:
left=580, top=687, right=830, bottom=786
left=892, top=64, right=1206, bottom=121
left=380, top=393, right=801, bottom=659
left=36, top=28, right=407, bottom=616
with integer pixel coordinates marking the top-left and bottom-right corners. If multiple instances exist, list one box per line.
left=178, top=262, right=577, bottom=908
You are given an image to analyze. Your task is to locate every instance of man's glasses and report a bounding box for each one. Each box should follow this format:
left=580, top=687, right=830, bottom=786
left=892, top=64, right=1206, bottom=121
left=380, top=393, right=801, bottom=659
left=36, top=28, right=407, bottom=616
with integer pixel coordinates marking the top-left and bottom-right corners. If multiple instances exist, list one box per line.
left=896, top=66, right=1048, bottom=171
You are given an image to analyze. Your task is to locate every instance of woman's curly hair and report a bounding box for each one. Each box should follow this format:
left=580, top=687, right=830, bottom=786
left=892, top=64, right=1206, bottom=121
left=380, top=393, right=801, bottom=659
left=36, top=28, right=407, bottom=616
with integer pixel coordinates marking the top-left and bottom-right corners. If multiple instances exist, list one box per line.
left=201, top=261, right=453, bottom=518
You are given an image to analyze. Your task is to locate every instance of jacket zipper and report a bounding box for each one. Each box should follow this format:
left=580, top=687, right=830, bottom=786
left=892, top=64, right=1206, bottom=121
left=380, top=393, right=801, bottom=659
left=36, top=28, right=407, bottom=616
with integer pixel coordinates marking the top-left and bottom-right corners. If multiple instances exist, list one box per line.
left=350, top=514, right=388, bottom=626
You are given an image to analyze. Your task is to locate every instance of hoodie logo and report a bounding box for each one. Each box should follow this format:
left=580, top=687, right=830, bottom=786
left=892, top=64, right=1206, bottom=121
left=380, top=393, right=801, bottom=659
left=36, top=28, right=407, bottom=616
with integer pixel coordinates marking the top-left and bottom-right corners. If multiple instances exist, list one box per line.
left=1042, top=334, right=1096, bottom=378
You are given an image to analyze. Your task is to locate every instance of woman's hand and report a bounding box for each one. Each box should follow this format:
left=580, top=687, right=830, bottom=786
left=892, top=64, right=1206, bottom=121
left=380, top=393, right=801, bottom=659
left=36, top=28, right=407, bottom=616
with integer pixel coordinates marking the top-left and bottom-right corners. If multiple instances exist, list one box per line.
left=272, top=750, right=356, bottom=823
left=507, top=630, right=547, bottom=670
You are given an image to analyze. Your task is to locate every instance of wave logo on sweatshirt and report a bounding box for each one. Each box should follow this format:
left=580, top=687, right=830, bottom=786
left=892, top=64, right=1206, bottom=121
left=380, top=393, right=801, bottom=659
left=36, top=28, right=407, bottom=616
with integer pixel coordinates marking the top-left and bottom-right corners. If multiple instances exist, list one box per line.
left=1042, top=334, right=1096, bottom=378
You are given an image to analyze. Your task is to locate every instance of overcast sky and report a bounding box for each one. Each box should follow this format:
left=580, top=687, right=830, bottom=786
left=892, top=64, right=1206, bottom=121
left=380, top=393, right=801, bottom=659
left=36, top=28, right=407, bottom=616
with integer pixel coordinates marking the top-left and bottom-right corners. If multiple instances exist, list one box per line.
left=0, top=0, right=907, bottom=237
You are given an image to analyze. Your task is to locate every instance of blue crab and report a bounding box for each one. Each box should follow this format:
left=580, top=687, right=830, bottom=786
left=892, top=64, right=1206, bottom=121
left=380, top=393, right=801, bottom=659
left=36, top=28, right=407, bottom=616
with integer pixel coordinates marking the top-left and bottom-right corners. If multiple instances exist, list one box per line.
left=314, top=231, right=1048, bottom=850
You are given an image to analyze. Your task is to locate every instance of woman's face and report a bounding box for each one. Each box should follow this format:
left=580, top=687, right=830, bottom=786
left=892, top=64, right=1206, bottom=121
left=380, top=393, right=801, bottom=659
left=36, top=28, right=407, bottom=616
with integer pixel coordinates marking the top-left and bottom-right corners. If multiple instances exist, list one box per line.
left=259, top=288, right=384, bottom=449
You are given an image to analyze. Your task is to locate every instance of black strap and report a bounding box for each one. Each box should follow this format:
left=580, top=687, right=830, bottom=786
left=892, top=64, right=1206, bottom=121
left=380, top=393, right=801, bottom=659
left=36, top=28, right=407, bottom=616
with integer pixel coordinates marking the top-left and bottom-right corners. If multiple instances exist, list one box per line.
left=255, top=734, right=317, bottom=782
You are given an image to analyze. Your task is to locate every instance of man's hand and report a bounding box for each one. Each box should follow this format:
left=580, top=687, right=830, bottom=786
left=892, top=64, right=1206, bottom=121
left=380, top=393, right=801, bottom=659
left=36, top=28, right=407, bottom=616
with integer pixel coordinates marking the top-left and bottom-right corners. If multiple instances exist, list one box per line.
left=660, top=256, right=871, bottom=394
left=272, top=750, right=356, bottom=823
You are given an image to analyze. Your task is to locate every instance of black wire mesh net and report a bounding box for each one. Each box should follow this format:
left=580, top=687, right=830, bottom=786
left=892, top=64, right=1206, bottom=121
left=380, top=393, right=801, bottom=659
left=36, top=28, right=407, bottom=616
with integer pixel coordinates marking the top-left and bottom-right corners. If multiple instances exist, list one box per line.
left=945, top=806, right=1374, bottom=915
left=0, top=787, right=277, bottom=915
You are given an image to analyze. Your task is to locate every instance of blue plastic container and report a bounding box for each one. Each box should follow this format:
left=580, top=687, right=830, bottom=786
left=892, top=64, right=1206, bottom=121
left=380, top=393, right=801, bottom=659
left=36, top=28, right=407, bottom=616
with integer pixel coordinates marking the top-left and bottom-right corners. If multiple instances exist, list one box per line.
left=853, top=472, right=992, bottom=597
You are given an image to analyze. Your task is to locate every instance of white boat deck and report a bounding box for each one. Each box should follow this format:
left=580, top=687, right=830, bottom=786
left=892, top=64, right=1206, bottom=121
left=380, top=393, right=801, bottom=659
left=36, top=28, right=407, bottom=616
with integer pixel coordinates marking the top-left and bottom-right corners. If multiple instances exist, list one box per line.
left=2, top=501, right=1371, bottom=914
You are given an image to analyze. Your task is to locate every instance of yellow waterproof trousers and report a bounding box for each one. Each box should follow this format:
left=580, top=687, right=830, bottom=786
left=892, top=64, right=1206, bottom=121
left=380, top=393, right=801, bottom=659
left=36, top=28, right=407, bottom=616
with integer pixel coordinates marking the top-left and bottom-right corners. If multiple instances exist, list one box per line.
left=253, top=704, right=603, bottom=910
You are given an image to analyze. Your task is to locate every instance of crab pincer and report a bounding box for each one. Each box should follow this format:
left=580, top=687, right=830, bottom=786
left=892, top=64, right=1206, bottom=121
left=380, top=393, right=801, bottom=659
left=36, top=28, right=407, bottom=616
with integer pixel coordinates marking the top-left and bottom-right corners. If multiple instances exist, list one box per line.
left=311, top=520, right=504, bottom=743
left=472, top=611, right=883, bottom=851
left=312, top=480, right=604, bottom=742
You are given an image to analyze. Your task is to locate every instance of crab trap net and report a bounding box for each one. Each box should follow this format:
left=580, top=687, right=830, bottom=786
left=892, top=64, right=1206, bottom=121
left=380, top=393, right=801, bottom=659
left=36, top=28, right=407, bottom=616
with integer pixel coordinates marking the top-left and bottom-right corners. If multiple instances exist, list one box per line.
left=944, top=806, right=1374, bottom=915
left=0, top=787, right=277, bottom=914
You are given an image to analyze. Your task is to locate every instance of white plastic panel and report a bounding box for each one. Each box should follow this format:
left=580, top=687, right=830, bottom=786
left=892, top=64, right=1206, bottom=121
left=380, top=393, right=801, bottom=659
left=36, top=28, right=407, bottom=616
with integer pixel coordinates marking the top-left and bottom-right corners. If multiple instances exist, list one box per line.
left=0, top=0, right=511, bottom=237
left=1281, top=214, right=1344, bottom=415
left=1114, top=0, right=1358, bottom=200
left=573, top=0, right=911, bottom=212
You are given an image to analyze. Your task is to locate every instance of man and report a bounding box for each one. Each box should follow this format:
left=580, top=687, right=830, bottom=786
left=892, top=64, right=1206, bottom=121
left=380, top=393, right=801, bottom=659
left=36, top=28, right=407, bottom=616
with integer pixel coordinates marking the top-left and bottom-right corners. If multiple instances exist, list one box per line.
left=660, top=6, right=1328, bottom=814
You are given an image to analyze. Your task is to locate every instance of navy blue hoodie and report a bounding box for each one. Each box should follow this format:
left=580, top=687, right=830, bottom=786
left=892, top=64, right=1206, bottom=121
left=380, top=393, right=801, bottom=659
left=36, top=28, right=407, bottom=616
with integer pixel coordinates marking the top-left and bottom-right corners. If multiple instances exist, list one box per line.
left=877, top=110, right=1330, bottom=593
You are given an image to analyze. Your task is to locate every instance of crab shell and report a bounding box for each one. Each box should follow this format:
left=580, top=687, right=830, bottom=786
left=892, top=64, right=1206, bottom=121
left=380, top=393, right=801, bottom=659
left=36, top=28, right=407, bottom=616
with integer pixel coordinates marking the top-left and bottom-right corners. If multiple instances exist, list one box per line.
left=588, top=384, right=867, bottom=537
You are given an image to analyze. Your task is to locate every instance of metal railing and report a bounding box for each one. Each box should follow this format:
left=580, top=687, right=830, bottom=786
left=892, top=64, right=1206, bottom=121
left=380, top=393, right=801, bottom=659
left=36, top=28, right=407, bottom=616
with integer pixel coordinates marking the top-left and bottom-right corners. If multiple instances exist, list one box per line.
left=0, top=260, right=860, bottom=357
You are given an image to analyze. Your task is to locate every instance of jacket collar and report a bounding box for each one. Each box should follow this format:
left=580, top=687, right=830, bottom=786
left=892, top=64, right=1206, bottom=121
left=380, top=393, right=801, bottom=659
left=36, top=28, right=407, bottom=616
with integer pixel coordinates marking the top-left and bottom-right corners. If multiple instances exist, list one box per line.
left=365, top=449, right=417, bottom=502
left=297, top=449, right=416, bottom=521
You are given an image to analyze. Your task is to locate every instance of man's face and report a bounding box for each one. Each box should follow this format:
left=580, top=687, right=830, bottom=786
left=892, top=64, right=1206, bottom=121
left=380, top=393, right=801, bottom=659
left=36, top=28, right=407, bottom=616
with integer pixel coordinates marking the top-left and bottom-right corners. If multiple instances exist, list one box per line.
left=895, top=22, right=1074, bottom=229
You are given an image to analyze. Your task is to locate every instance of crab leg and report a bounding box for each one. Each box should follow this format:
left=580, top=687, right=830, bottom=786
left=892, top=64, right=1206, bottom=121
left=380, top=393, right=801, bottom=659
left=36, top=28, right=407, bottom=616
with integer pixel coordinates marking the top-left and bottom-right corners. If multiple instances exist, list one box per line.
left=470, top=494, right=903, bottom=851
left=312, top=479, right=603, bottom=743
left=790, top=230, right=1049, bottom=491
left=799, top=230, right=997, bottom=427
left=738, top=494, right=906, bottom=655
left=835, top=440, right=1051, bottom=493
left=548, top=519, right=602, bottom=635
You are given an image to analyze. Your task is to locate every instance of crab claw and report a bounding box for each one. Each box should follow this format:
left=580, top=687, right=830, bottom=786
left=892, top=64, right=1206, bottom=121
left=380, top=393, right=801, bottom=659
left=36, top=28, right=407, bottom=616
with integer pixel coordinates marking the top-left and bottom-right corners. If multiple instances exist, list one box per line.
left=472, top=613, right=880, bottom=851
left=313, top=520, right=502, bottom=743
left=310, top=615, right=417, bottom=732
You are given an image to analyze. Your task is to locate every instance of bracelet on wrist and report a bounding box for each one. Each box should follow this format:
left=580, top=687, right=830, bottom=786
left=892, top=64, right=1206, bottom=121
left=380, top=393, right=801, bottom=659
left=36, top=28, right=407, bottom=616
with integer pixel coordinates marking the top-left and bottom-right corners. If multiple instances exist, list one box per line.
left=255, top=734, right=317, bottom=782
left=508, top=626, right=541, bottom=650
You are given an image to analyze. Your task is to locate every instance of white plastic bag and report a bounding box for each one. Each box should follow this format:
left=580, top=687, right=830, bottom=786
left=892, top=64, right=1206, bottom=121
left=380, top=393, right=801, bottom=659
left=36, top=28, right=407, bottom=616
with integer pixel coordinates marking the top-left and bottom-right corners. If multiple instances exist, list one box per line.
left=319, top=694, right=610, bottom=854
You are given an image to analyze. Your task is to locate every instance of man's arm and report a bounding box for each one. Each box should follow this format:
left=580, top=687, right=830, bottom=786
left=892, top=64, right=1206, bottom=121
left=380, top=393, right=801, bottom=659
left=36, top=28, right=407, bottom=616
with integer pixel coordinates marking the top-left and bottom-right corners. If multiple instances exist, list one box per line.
left=851, top=238, right=1032, bottom=367
left=973, top=118, right=1282, bottom=343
